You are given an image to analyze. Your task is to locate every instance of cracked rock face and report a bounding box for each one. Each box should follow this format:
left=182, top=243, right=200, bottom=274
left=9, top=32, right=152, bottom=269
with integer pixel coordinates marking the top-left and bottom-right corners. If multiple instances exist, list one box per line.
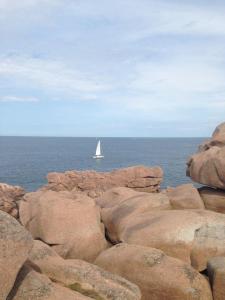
left=7, top=266, right=91, bottom=300
left=0, top=183, right=25, bottom=219
left=95, top=243, right=212, bottom=300
left=19, top=190, right=107, bottom=262
left=42, top=165, right=163, bottom=197
left=187, top=122, right=225, bottom=190
left=28, top=240, right=141, bottom=300
left=101, top=209, right=225, bottom=271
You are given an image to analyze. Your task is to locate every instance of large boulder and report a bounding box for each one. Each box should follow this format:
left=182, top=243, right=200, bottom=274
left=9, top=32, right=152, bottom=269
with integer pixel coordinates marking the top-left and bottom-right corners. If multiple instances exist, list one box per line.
left=95, top=243, right=212, bottom=300
left=212, top=122, right=225, bottom=140
left=187, top=122, right=225, bottom=189
left=207, top=256, right=225, bottom=300
left=105, top=209, right=225, bottom=271
left=7, top=266, right=91, bottom=300
left=96, top=187, right=139, bottom=209
left=19, top=190, right=107, bottom=262
left=98, top=188, right=171, bottom=243
left=199, top=186, right=225, bottom=214
left=0, top=183, right=25, bottom=219
left=28, top=240, right=141, bottom=300
left=0, top=210, right=33, bottom=300
left=43, top=165, right=163, bottom=197
left=166, top=184, right=205, bottom=209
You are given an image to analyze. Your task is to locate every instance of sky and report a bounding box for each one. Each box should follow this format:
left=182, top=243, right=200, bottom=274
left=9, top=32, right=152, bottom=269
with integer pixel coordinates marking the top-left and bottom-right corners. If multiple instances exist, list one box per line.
left=0, top=0, right=225, bottom=137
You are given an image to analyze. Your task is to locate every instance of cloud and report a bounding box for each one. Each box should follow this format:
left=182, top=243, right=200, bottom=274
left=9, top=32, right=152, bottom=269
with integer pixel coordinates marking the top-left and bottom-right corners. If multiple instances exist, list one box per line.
left=0, top=0, right=61, bottom=10
left=0, top=95, right=39, bottom=102
left=131, top=60, right=225, bottom=94
left=2, top=0, right=225, bottom=37
left=0, top=0, right=225, bottom=136
left=0, top=55, right=110, bottom=99
left=61, top=0, right=225, bottom=37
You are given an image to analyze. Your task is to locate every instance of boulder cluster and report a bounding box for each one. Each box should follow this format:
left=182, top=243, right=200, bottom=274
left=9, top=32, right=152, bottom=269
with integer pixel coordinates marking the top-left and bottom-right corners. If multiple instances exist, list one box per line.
left=1, top=123, right=225, bottom=299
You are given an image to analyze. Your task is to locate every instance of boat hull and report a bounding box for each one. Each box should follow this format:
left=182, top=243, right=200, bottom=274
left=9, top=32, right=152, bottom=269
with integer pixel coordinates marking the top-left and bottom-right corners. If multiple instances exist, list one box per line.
left=93, top=155, right=104, bottom=159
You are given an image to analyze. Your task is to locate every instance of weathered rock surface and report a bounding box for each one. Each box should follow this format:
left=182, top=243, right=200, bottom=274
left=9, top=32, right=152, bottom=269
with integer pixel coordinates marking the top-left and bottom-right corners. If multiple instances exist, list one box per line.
left=199, top=186, right=225, bottom=213
left=95, top=243, right=212, bottom=300
left=187, top=122, right=225, bottom=189
left=19, top=190, right=107, bottom=262
left=44, top=165, right=163, bottom=197
left=96, top=187, right=139, bottom=209
left=0, top=210, right=33, bottom=300
left=207, top=256, right=225, bottom=300
left=28, top=240, right=141, bottom=300
left=167, top=184, right=205, bottom=209
left=98, top=187, right=171, bottom=243
left=105, top=209, right=225, bottom=271
left=0, top=183, right=25, bottom=218
left=7, top=266, right=91, bottom=300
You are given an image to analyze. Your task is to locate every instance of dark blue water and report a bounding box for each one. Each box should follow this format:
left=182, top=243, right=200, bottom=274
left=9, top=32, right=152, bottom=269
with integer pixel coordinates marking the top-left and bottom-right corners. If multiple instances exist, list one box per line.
left=0, top=137, right=205, bottom=192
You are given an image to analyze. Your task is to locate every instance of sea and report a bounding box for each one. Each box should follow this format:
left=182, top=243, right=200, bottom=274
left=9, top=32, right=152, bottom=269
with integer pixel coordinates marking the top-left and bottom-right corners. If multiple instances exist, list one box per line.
left=0, top=137, right=205, bottom=192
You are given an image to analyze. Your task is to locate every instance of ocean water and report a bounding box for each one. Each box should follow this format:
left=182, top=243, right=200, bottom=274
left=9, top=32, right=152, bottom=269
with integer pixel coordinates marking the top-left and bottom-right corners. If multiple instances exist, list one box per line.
left=0, top=137, right=205, bottom=192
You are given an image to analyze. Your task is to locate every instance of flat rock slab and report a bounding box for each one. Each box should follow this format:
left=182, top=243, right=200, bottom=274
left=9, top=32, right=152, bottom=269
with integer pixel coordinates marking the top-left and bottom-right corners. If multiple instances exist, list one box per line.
left=95, top=243, right=212, bottom=300
left=43, top=165, right=163, bottom=197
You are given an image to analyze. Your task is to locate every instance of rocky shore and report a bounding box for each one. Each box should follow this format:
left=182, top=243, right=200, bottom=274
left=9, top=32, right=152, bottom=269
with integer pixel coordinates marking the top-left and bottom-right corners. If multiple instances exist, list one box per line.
left=1, top=122, right=225, bottom=299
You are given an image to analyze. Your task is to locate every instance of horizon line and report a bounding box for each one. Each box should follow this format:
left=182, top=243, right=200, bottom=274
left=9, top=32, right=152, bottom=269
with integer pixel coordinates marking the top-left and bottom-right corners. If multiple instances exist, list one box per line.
left=0, top=135, right=209, bottom=139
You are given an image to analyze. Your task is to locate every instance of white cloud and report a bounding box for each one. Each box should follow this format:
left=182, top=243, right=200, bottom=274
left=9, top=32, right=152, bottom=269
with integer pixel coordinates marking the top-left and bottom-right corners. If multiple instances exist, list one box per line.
left=0, top=56, right=110, bottom=99
left=126, top=2, right=225, bottom=39
left=0, top=0, right=225, bottom=136
left=64, top=0, right=225, bottom=37
left=0, top=0, right=61, bottom=10
left=2, top=0, right=225, bottom=37
left=0, top=95, right=39, bottom=102
left=131, top=60, right=225, bottom=94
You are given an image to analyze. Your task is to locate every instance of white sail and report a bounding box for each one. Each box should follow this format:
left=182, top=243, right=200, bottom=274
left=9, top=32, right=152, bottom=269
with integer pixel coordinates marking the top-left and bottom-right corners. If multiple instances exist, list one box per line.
left=95, top=140, right=101, bottom=156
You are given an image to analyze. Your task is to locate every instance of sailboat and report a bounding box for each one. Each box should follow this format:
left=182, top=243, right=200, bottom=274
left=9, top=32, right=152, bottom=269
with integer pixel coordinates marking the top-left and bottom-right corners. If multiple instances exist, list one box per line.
left=93, top=140, right=104, bottom=159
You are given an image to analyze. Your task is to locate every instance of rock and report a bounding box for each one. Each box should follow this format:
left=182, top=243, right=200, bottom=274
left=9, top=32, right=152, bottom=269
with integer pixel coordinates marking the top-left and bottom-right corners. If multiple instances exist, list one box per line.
left=167, top=184, right=205, bottom=209
left=187, top=122, right=225, bottom=189
left=0, top=183, right=25, bottom=219
left=96, top=187, right=139, bottom=209
left=19, top=190, right=107, bottom=262
left=187, top=146, right=225, bottom=189
left=212, top=122, right=225, bottom=141
left=28, top=240, right=141, bottom=300
left=7, top=266, right=91, bottom=300
left=207, top=256, right=225, bottom=300
left=0, top=210, right=33, bottom=300
left=106, top=209, right=225, bottom=271
left=43, top=166, right=163, bottom=197
left=199, top=186, right=225, bottom=213
left=99, top=188, right=171, bottom=243
left=95, top=243, right=212, bottom=300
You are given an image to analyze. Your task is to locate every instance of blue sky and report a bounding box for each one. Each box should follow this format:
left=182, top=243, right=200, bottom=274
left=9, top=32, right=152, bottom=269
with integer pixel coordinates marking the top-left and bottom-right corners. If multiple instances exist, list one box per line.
left=0, top=0, right=225, bottom=137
